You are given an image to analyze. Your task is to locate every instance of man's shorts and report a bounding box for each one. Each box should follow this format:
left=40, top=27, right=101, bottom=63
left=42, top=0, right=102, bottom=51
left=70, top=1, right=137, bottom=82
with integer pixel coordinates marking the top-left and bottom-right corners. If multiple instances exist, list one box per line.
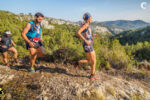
left=26, top=37, right=43, bottom=49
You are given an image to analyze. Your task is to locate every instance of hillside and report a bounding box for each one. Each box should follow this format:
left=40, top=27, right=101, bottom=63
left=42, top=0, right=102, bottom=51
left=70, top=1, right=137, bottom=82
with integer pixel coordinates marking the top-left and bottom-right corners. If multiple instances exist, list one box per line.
left=91, top=22, right=124, bottom=35
left=101, top=20, right=150, bottom=30
left=114, top=26, right=150, bottom=45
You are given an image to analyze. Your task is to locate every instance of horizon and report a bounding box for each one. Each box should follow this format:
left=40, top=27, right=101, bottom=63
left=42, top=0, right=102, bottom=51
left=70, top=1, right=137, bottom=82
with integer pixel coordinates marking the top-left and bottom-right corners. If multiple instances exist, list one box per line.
left=0, top=0, right=150, bottom=22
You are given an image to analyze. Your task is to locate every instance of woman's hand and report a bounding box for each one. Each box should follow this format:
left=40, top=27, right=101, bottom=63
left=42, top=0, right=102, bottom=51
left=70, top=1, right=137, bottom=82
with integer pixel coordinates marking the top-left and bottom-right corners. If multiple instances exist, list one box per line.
left=85, top=40, right=91, bottom=45
left=11, top=40, right=17, bottom=47
left=14, top=44, right=16, bottom=47
left=93, top=33, right=99, bottom=38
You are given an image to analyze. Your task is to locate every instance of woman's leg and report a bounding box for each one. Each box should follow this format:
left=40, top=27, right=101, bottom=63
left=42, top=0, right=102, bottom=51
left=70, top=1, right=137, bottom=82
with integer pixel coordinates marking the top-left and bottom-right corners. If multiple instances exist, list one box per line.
left=74, top=53, right=92, bottom=69
left=89, top=51, right=96, bottom=75
left=89, top=51, right=99, bottom=79
left=8, top=47, right=18, bottom=59
left=78, top=53, right=91, bottom=63
left=2, top=52, right=8, bottom=64
left=75, top=53, right=91, bottom=68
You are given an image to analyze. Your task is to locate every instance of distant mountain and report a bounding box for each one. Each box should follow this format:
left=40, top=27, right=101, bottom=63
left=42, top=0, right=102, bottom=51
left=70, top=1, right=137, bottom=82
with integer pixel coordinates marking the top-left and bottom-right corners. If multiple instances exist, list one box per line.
left=113, top=26, right=150, bottom=45
left=92, top=22, right=124, bottom=35
left=101, top=20, right=150, bottom=30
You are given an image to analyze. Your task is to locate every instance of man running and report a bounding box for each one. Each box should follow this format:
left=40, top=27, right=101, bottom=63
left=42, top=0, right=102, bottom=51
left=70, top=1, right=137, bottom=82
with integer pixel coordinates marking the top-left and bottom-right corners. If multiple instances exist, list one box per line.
left=75, top=13, right=99, bottom=80
left=0, top=30, right=19, bottom=67
left=21, top=12, right=45, bottom=73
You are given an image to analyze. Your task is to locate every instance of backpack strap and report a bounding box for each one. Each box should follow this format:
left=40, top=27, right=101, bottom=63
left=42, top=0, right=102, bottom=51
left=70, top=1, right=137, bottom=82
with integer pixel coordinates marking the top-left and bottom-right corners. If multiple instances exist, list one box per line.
left=31, top=23, right=37, bottom=31
left=30, top=21, right=42, bottom=31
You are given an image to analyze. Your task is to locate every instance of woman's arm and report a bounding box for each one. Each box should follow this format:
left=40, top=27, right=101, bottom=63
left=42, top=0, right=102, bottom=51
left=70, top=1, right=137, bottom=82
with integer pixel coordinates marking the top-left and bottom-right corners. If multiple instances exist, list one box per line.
left=77, top=24, right=88, bottom=40
left=11, top=40, right=16, bottom=47
left=77, top=23, right=91, bottom=45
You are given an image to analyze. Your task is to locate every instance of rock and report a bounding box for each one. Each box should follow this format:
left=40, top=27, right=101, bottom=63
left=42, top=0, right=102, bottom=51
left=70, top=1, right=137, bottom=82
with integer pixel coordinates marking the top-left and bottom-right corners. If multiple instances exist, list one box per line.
left=82, top=82, right=90, bottom=87
left=41, top=90, right=47, bottom=95
left=82, top=90, right=91, bottom=98
left=73, top=88, right=82, bottom=96
left=90, top=87, right=105, bottom=100
left=94, top=26, right=111, bottom=35
left=36, top=96, right=48, bottom=100
left=137, top=87, right=144, bottom=94
left=0, top=74, right=14, bottom=84
left=42, top=96, right=48, bottom=100
left=83, top=66, right=91, bottom=70
left=118, top=90, right=130, bottom=100
left=41, top=20, right=55, bottom=29
left=145, top=92, right=150, bottom=100
left=5, top=93, right=12, bottom=100
left=105, top=85, right=116, bottom=96
left=105, top=95, right=115, bottom=100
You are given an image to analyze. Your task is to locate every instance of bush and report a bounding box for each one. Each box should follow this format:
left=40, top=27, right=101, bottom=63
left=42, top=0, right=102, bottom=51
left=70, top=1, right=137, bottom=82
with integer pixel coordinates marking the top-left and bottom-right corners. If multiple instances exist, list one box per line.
left=51, top=47, right=84, bottom=64
left=125, top=41, right=150, bottom=61
left=96, top=39, right=133, bottom=70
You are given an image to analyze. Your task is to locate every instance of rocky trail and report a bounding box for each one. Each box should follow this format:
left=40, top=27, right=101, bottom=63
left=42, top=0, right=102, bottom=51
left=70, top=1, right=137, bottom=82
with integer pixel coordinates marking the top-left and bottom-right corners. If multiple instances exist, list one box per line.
left=0, top=61, right=150, bottom=100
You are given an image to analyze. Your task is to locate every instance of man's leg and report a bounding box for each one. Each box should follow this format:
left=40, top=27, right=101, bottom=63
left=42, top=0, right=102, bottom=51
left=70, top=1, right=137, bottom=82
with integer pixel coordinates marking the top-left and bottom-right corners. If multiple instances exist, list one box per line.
left=29, top=48, right=37, bottom=72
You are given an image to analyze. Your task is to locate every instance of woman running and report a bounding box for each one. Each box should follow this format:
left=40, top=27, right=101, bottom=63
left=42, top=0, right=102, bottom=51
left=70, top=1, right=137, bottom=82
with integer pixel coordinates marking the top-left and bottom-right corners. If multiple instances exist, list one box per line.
left=75, top=12, right=99, bottom=80
left=0, top=30, right=20, bottom=67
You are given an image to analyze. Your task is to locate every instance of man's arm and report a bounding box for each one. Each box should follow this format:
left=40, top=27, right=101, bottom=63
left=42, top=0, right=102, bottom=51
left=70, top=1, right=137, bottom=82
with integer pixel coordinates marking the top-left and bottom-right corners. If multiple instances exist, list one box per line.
left=21, top=23, right=31, bottom=43
left=40, top=32, right=43, bottom=37
left=40, top=32, right=43, bottom=42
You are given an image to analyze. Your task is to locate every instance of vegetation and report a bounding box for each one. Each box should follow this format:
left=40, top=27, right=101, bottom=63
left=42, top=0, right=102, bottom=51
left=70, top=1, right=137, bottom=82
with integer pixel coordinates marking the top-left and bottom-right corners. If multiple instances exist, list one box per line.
left=114, top=26, right=150, bottom=45
left=1, top=10, right=150, bottom=71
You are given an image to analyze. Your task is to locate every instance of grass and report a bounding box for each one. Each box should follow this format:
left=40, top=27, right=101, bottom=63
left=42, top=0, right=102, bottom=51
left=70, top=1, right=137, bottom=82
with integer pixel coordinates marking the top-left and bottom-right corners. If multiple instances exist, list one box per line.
left=90, top=88, right=105, bottom=100
left=107, top=86, right=116, bottom=97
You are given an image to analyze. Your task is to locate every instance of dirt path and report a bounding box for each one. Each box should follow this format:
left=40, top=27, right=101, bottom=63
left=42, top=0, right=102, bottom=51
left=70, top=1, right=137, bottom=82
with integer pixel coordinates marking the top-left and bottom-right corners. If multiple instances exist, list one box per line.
left=0, top=62, right=150, bottom=100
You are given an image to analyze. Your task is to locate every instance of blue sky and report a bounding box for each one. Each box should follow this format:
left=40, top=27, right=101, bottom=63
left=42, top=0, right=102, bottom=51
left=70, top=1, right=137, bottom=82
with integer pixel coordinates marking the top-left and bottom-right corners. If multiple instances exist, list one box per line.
left=0, top=0, right=150, bottom=22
